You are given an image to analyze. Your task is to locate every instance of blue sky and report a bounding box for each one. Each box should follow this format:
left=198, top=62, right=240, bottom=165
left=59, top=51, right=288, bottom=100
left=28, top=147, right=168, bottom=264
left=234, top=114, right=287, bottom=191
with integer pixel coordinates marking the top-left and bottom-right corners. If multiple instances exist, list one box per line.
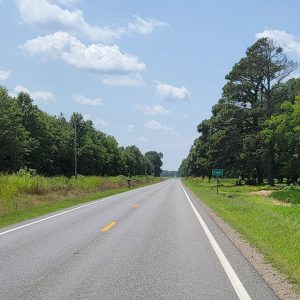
left=1, top=0, right=300, bottom=170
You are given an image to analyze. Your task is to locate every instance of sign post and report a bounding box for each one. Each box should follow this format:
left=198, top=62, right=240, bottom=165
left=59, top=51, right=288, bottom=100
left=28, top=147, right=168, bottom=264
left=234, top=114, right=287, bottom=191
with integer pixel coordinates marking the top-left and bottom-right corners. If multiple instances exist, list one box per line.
left=212, top=169, right=224, bottom=194
left=127, top=178, right=131, bottom=189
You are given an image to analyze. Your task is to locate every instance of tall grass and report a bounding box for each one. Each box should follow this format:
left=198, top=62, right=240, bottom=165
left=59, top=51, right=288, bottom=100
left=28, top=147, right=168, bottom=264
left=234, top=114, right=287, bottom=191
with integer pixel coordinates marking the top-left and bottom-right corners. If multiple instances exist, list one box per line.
left=272, top=189, right=300, bottom=204
left=0, top=174, right=160, bottom=217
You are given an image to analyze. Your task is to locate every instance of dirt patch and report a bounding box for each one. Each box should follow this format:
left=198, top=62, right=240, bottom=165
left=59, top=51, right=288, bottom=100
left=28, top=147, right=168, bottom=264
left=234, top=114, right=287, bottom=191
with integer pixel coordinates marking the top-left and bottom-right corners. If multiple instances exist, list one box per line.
left=271, top=199, right=292, bottom=207
left=248, top=190, right=274, bottom=196
left=248, top=190, right=292, bottom=207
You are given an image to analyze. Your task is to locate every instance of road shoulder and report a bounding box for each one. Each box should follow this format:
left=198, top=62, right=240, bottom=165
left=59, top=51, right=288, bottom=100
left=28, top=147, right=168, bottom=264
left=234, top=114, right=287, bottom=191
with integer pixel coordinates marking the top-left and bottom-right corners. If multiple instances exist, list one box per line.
left=181, top=180, right=299, bottom=300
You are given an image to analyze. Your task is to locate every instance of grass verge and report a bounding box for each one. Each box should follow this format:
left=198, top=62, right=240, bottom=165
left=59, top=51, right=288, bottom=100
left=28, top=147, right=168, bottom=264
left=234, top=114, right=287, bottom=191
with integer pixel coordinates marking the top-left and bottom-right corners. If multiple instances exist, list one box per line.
left=272, top=189, right=300, bottom=204
left=183, top=177, right=300, bottom=292
left=0, top=175, right=162, bottom=229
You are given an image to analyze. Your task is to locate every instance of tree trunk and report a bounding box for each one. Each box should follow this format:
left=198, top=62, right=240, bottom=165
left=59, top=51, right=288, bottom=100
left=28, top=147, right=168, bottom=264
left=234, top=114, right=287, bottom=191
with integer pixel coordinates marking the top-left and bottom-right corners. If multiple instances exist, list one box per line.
left=256, top=165, right=264, bottom=185
left=267, top=142, right=275, bottom=186
left=266, top=75, right=275, bottom=187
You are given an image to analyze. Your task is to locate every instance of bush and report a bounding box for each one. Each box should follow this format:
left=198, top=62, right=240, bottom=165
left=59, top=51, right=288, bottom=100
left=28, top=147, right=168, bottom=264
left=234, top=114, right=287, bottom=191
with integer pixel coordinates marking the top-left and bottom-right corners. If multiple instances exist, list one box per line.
left=284, top=185, right=297, bottom=191
left=16, top=167, right=37, bottom=177
left=245, top=179, right=257, bottom=185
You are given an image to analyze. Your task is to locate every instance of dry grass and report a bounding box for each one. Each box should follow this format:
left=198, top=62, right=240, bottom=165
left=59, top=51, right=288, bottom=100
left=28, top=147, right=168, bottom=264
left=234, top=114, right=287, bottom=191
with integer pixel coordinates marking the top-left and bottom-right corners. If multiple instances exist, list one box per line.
left=0, top=174, right=160, bottom=217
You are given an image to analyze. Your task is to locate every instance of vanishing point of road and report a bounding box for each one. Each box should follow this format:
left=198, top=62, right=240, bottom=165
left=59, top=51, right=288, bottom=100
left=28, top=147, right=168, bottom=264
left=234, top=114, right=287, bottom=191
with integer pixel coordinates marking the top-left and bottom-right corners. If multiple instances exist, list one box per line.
left=0, top=179, right=278, bottom=299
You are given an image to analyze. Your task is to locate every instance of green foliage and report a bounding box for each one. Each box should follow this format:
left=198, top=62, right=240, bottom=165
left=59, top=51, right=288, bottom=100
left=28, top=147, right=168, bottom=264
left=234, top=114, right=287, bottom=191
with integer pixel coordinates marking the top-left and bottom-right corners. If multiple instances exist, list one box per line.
left=0, top=87, right=163, bottom=177
left=122, top=145, right=146, bottom=176
left=145, top=151, right=163, bottom=177
left=272, top=189, right=300, bottom=204
left=263, top=97, right=300, bottom=181
left=160, top=170, right=178, bottom=177
left=179, top=38, right=299, bottom=185
left=0, top=88, right=30, bottom=171
left=16, top=167, right=37, bottom=177
left=178, top=158, right=189, bottom=177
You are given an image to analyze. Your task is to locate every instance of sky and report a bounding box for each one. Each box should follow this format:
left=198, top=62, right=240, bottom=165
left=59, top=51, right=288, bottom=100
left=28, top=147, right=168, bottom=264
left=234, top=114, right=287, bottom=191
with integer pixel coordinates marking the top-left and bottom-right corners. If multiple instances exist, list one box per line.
left=1, top=0, right=300, bottom=170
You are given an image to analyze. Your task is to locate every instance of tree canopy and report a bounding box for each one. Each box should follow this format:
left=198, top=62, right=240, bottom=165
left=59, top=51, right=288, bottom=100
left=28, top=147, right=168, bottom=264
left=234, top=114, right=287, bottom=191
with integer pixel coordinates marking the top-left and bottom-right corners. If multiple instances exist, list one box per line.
left=0, top=87, right=163, bottom=177
left=179, top=38, right=300, bottom=185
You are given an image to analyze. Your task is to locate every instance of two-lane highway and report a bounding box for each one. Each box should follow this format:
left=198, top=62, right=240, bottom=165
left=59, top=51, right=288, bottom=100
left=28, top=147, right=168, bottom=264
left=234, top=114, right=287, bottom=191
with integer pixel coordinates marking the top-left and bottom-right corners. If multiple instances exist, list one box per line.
left=0, top=179, right=278, bottom=299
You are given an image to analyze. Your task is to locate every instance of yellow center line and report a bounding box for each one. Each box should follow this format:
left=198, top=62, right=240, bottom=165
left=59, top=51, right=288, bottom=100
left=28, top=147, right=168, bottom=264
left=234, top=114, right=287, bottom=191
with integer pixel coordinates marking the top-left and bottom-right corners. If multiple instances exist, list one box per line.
left=133, top=203, right=139, bottom=208
left=101, top=221, right=117, bottom=233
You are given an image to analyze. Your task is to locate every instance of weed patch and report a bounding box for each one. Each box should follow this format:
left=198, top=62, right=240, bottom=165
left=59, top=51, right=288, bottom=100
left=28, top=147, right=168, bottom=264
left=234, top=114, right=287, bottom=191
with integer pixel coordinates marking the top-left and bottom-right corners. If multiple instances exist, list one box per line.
left=0, top=174, right=162, bottom=227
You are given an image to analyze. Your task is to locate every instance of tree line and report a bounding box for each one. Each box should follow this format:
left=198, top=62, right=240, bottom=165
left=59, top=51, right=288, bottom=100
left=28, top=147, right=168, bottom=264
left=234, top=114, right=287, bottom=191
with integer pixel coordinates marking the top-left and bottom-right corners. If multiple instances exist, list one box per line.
left=0, top=87, right=163, bottom=177
left=160, top=170, right=178, bottom=177
left=179, top=38, right=300, bottom=186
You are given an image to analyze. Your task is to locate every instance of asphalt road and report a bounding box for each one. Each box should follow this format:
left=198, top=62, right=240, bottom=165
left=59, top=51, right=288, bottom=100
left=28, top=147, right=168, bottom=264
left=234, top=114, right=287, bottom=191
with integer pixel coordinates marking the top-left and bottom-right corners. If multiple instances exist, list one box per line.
left=0, top=179, right=278, bottom=299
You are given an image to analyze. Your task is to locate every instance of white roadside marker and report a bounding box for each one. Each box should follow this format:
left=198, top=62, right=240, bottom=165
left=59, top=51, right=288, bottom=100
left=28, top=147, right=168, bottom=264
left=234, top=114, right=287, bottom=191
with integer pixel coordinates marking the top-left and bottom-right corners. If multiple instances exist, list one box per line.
left=180, top=182, right=251, bottom=300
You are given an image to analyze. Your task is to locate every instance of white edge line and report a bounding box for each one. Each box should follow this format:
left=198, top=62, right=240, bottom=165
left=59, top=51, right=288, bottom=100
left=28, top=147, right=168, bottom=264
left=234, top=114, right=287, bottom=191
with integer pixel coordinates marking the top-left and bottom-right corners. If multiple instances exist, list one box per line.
left=180, top=181, right=251, bottom=300
left=0, top=180, right=167, bottom=237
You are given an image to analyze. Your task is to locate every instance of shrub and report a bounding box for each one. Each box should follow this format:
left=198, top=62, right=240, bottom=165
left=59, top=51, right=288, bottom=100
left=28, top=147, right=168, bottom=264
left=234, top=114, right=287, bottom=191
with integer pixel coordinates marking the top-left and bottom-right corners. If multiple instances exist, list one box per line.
left=16, top=167, right=37, bottom=177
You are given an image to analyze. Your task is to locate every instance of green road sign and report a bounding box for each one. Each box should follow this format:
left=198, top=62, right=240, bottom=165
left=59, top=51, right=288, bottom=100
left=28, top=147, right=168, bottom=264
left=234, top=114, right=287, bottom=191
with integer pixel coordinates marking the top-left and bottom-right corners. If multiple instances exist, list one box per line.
left=212, top=169, right=224, bottom=177
left=212, top=169, right=224, bottom=194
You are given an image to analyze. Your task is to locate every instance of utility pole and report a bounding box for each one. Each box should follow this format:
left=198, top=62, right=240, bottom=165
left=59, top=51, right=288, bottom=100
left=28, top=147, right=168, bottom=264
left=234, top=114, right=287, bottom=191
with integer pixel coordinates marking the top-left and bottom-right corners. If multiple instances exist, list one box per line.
left=74, top=122, right=77, bottom=179
left=128, top=158, right=131, bottom=178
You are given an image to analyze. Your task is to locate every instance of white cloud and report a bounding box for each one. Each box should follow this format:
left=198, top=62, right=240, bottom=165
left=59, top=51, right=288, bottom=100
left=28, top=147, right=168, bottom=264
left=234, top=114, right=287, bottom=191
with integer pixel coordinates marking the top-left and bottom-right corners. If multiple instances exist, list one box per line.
left=102, top=73, right=144, bottom=86
left=283, top=73, right=300, bottom=82
left=135, top=104, right=170, bottom=115
left=16, top=0, right=167, bottom=41
left=51, top=0, right=79, bottom=6
left=83, top=115, right=108, bottom=127
left=17, top=0, right=120, bottom=41
left=23, top=32, right=145, bottom=73
left=74, top=94, right=104, bottom=106
left=155, top=81, right=190, bottom=100
left=127, top=16, right=168, bottom=35
left=0, top=69, right=12, bottom=81
left=12, top=85, right=56, bottom=102
left=255, top=29, right=300, bottom=57
left=145, top=120, right=179, bottom=136
left=127, top=124, right=135, bottom=132
left=94, top=118, right=109, bottom=127
left=82, top=114, right=92, bottom=121
left=137, top=136, right=149, bottom=143
left=146, top=120, right=166, bottom=129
